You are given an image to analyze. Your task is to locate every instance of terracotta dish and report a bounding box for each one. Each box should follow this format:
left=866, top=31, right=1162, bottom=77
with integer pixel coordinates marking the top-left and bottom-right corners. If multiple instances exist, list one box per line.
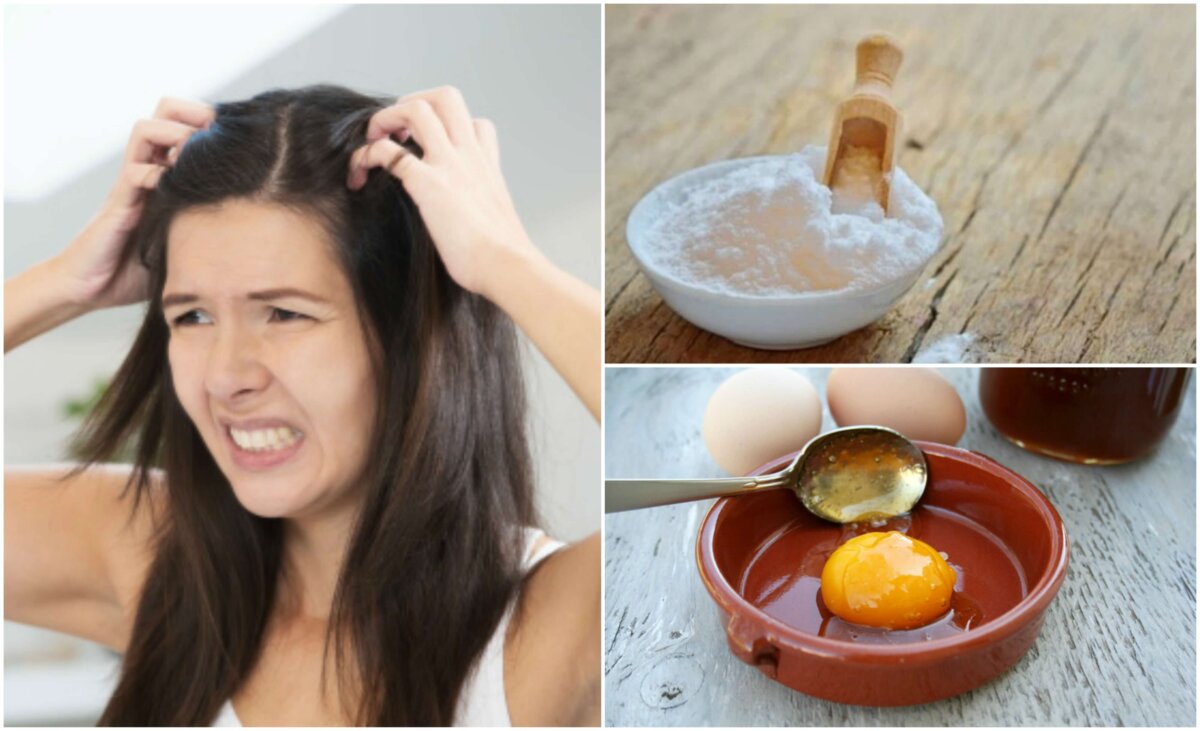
left=696, top=441, right=1069, bottom=706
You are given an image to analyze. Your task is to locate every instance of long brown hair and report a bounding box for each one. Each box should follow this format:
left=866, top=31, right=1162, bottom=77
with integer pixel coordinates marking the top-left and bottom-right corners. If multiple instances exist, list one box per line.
left=74, top=85, right=537, bottom=725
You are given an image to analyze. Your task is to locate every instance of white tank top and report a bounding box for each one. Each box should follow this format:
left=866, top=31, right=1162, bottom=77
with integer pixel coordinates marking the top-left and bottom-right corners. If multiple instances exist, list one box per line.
left=212, top=528, right=563, bottom=727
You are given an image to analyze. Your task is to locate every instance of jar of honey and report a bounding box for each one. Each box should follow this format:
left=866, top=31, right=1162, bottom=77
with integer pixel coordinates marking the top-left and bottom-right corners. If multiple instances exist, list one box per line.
left=978, top=368, right=1189, bottom=464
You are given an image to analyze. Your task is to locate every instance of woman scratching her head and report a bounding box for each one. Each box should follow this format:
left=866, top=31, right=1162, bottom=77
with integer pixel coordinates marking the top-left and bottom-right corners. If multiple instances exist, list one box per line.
left=5, top=85, right=601, bottom=726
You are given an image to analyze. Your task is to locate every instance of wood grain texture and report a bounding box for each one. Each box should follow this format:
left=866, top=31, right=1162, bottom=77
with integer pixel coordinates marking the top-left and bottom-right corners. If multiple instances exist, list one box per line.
left=603, top=367, right=1196, bottom=725
left=605, top=6, right=1196, bottom=363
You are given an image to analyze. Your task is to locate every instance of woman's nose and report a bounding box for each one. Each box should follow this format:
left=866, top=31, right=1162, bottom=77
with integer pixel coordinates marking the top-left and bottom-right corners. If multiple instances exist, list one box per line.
left=203, top=323, right=271, bottom=402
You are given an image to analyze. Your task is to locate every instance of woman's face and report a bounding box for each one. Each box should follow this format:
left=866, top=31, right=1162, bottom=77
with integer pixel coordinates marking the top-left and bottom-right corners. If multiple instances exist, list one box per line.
left=163, top=199, right=377, bottom=521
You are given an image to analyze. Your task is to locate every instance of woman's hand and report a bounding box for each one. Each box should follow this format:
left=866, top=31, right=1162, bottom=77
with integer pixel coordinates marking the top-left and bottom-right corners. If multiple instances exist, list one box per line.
left=346, top=87, right=538, bottom=300
left=5, top=98, right=213, bottom=353
left=54, top=97, right=214, bottom=309
left=347, top=87, right=601, bottom=421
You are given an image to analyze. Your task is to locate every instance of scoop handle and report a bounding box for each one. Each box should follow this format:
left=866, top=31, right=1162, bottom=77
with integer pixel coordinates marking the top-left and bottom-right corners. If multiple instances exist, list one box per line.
left=854, top=33, right=903, bottom=99
left=605, top=471, right=791, bottom=513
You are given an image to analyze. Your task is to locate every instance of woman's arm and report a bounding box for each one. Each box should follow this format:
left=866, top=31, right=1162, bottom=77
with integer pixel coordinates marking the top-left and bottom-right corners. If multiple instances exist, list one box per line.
left=5, top=465, right=159, bottom=651
left=5, top=99, right=212, bottom=643
left=348, top=87, right=601, bottom=421
left=4, top=259, right=90, bottom=353
left=349, top=89, right=603, bottom=720
left=480, top=247, right=600, bottom=421
left=505, top=532, right=601, bottom=726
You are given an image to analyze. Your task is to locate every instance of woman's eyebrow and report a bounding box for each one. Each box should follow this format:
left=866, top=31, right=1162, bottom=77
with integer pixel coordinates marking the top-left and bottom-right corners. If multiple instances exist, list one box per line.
left=161, top=288, right=331, bottom=308
left=161, top=292, right=198, bottom=309
left=246, top=288, right=331, bottom=304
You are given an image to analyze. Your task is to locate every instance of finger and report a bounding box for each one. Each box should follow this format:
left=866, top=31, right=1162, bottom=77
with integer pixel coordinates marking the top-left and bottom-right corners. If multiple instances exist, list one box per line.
left=150, top=98, right=215, bottom=166
left=110, top=163, right=168, bottom=207
left=473, top=118, right=500, bottom=169
left=365, top=99, right=451, bottom=160
left=394, top=86, right=474, bottom=146
left=152, top=96, right=216, bottom=130
left=124, top=118, right=202, bottom=166
left=347, top=138, right=426, bottom=190
left=347, top=138, right=424, bottom=189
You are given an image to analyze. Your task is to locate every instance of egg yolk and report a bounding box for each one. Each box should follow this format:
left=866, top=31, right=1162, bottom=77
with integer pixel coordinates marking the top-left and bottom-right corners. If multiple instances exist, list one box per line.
left=820, top=531, right=957, bottom=630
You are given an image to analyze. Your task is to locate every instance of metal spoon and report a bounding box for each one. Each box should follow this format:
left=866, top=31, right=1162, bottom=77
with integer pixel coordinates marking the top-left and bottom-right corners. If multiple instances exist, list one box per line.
left=605, top=426, right=927, bottom=523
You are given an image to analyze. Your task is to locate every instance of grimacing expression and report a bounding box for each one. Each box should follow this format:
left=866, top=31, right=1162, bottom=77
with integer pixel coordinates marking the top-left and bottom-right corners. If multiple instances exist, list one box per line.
left=163, top=198, right=377, bottom=520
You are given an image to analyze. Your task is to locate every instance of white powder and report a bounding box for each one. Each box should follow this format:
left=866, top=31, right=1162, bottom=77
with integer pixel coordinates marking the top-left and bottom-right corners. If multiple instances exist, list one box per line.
left=912, top=333, right=979, bottom=364
left=640, top=145, right=943, bottom=296
left=830, top=144, right=885, bottom=217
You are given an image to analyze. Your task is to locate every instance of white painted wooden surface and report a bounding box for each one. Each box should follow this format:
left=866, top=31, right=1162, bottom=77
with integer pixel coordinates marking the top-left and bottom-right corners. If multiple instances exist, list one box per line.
left=604, top=367, right=1196, bottom=726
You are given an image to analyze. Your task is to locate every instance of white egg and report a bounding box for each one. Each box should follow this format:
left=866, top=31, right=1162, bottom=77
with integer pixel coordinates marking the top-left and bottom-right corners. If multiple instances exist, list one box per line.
left=703, top=369, right=822, bottom=476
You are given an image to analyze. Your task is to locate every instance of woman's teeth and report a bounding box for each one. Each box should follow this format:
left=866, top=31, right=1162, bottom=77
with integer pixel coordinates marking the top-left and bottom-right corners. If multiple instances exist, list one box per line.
left=230, top=426, right=302, bottom=452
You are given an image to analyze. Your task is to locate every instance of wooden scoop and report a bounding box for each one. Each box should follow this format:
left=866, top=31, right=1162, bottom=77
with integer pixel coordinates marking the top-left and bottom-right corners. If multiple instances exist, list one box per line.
left=821, top=33, right=904, bottom=214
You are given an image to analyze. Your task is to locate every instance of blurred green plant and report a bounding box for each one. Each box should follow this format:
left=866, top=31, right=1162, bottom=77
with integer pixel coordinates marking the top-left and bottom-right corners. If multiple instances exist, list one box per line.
left=62, top=376, right=138, bottom=463
left=62, top=377, right=110, bottom=420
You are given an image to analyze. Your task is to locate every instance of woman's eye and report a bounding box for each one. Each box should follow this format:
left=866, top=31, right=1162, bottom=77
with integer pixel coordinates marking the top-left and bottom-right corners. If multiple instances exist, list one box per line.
left=171, top=309, right=212, bottom=327
left=269, top=307, right=310, bottom=323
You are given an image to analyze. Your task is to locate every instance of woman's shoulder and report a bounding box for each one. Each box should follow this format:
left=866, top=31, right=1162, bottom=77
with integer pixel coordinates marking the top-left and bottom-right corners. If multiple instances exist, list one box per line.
left=5, top=462, right=165, bottom=651
left=89, top=464, right=166, bottom=617
left=504, top=531, right=600, bottom=725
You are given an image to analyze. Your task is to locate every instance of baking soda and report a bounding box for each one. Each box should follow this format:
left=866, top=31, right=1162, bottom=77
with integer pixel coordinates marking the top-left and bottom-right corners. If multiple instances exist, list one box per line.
left=912, top=333, right=978, bottom=364
left=830, top=144, right=885, bottom=217
left=640, top=145, right=943, bottom=296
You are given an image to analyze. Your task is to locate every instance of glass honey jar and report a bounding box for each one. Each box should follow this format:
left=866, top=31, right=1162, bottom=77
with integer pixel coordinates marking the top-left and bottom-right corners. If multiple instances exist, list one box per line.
left=978, top=368, right=1189, bottom=464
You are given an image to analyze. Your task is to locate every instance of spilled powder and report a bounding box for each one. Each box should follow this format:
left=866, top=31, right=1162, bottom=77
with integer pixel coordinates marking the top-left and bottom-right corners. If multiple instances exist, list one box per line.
left=640, top=145, right=943, bottom=296
left=912, top=333, right=979, bottom=364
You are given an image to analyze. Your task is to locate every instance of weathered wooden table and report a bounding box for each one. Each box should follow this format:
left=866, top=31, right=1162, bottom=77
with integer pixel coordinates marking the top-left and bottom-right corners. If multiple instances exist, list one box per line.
left=605, top=6, right=1196, bottom=363
left=604, top=367, right=1196, bottom=725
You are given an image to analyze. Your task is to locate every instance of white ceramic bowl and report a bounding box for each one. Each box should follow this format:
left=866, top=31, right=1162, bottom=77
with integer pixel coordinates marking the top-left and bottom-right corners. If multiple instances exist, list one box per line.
left=626, top=156, right=930, bottom=350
